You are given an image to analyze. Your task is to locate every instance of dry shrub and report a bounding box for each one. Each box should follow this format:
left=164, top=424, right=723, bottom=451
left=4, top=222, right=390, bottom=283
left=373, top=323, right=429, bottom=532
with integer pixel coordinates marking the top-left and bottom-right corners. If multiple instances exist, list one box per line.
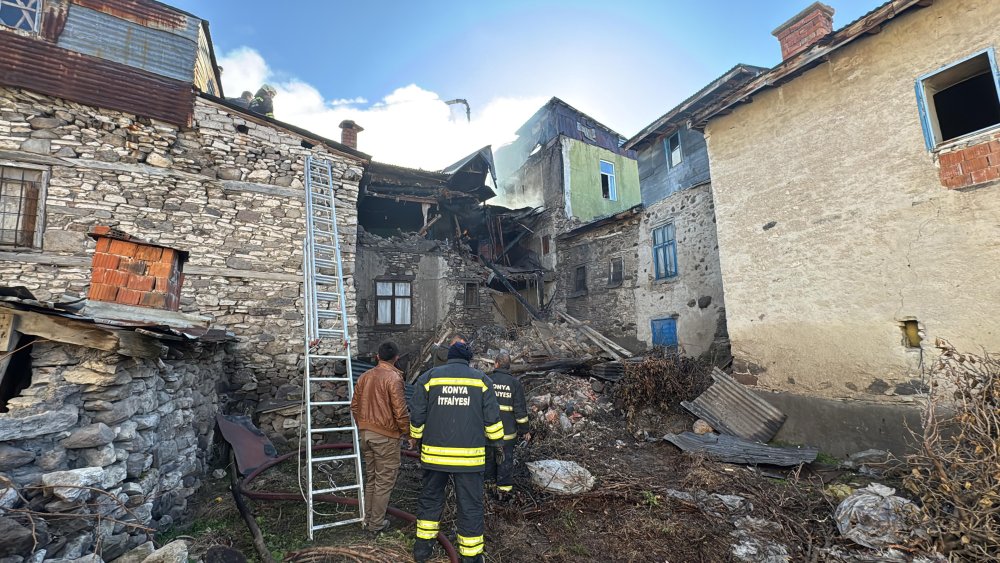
left=613, top=351, right=712, bottom=424
left=904, top=344, right=1000, bottom=560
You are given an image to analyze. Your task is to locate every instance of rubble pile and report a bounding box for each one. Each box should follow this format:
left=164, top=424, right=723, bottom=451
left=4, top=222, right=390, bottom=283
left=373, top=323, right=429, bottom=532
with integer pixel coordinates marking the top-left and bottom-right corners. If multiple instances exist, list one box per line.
left=525, top=375, right=608, bottom=435
left=485, top=313, right=632, bottom=374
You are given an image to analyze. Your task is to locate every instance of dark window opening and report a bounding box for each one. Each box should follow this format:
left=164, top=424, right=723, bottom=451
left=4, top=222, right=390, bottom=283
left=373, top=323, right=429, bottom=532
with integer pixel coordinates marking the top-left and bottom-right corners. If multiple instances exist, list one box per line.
left=541, top=235, right=551, bottom=255
left=599, top=160, right=616, bottom=200
left=301, top=140, right=315, bottom=149
left=919, top=51, right=1000, bottom=145
left=0, top=334, right=34, bottom=413
left=235, top=124, right=249, bottom=134
left=464, top=282, right=480, bottom=308
left=608, top=257, right=624, bottom=286
left=573, top=265, right=587, bottom=293
left=376, top=281, right=411, bottom=326
left=902, top=320, right=921, bottom=348
left=934, top=73, right=1000, bottom=142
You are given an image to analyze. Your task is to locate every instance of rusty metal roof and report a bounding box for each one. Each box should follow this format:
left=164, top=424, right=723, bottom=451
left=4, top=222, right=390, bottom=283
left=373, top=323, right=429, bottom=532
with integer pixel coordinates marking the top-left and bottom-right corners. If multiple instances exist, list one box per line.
left=664, top=432, right=818, bottom=466
left=681, top=368, right=787, bottom=443
left=1, top=30, right=194, bottom=125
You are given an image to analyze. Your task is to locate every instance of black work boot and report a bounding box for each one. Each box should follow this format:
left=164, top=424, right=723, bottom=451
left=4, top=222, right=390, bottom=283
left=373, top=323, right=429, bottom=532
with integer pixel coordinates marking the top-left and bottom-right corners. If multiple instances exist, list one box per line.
left=460, top=555, right=485, bottom=563
left=413, top=539, right=434, bottom=563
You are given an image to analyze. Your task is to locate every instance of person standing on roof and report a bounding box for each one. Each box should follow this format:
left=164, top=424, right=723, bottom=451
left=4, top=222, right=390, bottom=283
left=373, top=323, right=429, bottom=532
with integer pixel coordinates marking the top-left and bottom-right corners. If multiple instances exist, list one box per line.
left=409, top=338, right=503, bottom=563
left=248, top=84, right=277, bottom=118
left=484, top=351, right=530, bottom=500
left=350, top=341, right=413, bottom=535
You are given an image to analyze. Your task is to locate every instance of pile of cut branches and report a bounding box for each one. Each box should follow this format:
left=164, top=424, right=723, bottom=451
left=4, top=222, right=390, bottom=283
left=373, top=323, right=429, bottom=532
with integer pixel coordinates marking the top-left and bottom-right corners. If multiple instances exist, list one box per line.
left=904, top=344, right=1000, bottom=560
left=613, top=351, right=712, bottom=425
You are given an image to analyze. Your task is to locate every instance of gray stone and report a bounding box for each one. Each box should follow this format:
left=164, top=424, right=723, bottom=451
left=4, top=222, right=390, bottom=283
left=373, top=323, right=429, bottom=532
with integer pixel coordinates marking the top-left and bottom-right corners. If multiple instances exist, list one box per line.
left=30, top=129, right=59, bottom=139
left=19, top=139, right=50, bottom=154
left=41, top=467, right=104, bottom=502
left=57, top=532, right=92, bottom=560
left=145, top=153, right=172, bottom=167
left=79, top=444, right=116, bottom=467
left=697, top=295, right=713, bottom=309
left=114, top=421, right=138, bottom=442
left=31, top=344, right=80, bottom=368
left=36, top=447, right=67, bottom=471
left=92, top=398, right=139, bottom=425
left=0, top=517, right=33, bottom=557
left=111, top=541, right=153, bottom=563
left=64, top=366, right=130, bottom=387
left=125, top=453, right=152, bottom=479
left=225, top=257, right=253, bottom=270
left=0, top=406, right=78, bottom=441
left=55, top=147, right=76, bottom=157
left=217, top=168, right=242, bottom=181
left=0, top=487, right=18, bottom=509
left=0, top=445, right=34, bottom=471
left=28, top=116, right=66, bottom=129
left=100, top=462, right=127, bottom=489
left=60, top=423, right=115, bottom=449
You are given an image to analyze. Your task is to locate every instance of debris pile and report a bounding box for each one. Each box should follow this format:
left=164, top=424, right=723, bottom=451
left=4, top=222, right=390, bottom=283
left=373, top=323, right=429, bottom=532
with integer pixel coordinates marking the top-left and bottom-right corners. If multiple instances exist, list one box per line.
left=526, top=374, right=607, bottom=434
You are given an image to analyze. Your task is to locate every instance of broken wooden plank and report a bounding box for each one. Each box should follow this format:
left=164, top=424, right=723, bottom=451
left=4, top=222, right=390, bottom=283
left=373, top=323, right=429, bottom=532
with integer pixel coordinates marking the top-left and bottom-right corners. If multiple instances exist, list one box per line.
left=0, top=313, right=18, bottom=388
left=482, top=258, right=539, bottom=320
left=82, top=301, right=211, bottom=329
left=116, top=330, right=168, bottom=359
left=5, top=308, right=118, bottom=351
left=663, top=432, right=818, bottom=467
left=511, top=355, right=592, bottom=374
left=558, top=312, right=631, bottom=356
left=680, top=368, right=787, bottom=443
left=557, top=311, right=625, bottom=359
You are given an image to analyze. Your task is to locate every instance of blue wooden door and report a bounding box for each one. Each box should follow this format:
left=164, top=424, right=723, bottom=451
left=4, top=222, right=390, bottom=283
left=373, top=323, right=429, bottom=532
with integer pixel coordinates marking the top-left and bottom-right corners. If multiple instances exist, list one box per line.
left=651, top=318, right=678, bottom=348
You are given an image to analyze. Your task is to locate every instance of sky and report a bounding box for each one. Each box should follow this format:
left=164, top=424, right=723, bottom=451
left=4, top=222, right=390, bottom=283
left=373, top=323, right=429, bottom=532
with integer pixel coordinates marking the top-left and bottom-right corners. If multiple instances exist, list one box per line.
left=170, top=0, right=880, bottom=169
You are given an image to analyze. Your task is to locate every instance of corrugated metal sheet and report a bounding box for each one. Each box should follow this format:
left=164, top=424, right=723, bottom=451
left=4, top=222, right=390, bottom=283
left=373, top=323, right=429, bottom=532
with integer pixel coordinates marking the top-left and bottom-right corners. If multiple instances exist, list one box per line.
left=1, top=31, right=194, bottom=126
left=681, top=368, right=787, bottom=443
left=57, top=4, right=198, bottom=82
left=664, top=432, right=818, bottom=466
left=71, top=0, right=189, bottom=31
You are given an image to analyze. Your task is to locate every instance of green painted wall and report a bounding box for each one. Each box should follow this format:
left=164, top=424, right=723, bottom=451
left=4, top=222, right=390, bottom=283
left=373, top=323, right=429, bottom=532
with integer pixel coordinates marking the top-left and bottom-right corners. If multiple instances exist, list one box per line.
left=565, top=137, right=641, bottom=222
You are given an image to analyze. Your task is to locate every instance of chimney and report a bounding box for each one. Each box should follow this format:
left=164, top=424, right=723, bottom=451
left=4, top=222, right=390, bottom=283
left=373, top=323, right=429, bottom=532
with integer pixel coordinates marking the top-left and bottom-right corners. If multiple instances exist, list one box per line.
left=772, top=2, right=835, bottom=60
left=339, top=120, right=364, bottom=149
left=87, top=226, right=188, bottom=311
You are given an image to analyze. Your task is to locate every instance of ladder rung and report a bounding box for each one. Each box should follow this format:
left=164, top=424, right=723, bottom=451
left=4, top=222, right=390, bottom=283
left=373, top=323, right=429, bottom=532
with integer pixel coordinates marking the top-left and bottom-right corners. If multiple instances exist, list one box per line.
left=308, top=376, right=352, bottom=382
left=311, top=518, right=363, bottom=531
left=312, top=426, right=356, bottom=433
left=314, top=259, right=338, bottom=268
left=313, top=484, right=361, bottom=495
left=318, top=329, right=344, bottom=336
left=315, top=292, right=339, bottom=301
left=314, top=275, right=339, bottom=284
left=308, top=354, right=350, bottom=359
left=317, top=310, right=343, bottom=318
left=310, top=400, right=351, bottom=407
left=313, top=243, right=339, bottom=251
left=311, top=453, right=358, bottom=463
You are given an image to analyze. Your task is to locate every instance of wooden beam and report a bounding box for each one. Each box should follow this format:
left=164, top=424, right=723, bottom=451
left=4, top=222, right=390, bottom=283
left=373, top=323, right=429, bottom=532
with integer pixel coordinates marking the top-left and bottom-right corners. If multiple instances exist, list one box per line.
left=82, top=301, right=211, bottom=329
left=0, top=313, right=19, bottom=388
left=5, top=308, right=118, bottom=351
left=417, top=214, right=442, bottom=237
left=116, top=331, right=168, bottom=359
left=481, top=258, right=539, bottom=320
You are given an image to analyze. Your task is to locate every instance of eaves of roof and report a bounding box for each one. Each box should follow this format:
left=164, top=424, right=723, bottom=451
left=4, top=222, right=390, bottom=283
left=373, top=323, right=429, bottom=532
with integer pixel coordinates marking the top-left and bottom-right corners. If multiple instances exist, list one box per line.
left=693, top=0, right=932, bottom=128
left=558, top=204, right=643, bottom=240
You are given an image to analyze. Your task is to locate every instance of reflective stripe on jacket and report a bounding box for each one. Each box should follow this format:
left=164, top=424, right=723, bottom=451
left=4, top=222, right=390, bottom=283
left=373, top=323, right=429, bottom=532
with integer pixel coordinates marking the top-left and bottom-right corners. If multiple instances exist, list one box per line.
left=409, top=358, right=502, bottom=472
left=489, top=368, right=529, bottom=442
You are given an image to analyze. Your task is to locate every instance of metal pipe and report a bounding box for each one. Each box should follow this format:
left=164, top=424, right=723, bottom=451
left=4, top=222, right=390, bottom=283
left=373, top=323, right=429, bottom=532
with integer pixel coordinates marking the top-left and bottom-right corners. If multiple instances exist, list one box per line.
left=239, top=444, right=459, bottom=563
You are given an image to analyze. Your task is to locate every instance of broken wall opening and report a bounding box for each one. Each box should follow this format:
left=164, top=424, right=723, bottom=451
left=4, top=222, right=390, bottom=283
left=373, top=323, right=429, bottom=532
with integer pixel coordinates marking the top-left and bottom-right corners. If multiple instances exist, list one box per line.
left=0, top=333, right=34, bottom=412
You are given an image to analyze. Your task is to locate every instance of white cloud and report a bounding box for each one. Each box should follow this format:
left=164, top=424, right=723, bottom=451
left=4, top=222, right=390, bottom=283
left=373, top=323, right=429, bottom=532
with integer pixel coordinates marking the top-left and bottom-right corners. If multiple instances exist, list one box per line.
left=217, top=47, right=545, bottom=170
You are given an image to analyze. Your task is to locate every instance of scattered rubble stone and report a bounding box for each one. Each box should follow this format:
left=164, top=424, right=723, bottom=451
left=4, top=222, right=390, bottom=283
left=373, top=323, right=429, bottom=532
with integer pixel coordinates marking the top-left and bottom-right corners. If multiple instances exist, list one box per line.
left=0, top=445, right=35, bottom=470
left=141, top=540, right=188, bottom=563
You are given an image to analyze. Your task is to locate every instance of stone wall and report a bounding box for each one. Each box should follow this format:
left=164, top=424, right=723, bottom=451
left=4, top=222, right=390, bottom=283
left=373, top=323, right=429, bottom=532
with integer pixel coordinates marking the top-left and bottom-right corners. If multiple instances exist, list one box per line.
left=0, top=87, right=364, bottom=434
left=558, top=215, right=642, bottom=350
left=0, top=335, right=228, bottom=561
left=354, top=230, right=494, bottom=366
left=703, top=0, right=1000, bottom=398
left=634, top=184, right=728, bottom=358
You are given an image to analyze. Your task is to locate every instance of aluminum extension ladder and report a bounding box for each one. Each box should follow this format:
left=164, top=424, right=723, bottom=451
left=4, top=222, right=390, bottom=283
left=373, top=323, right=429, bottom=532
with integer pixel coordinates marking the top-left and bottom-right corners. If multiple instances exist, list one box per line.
left=302, top=155, right=364, bottom=538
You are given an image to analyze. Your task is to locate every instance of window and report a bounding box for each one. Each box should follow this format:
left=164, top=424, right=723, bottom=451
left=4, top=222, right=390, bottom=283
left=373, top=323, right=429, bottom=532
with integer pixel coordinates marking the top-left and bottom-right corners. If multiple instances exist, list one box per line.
left=608, top=257, right=623, bottom=286
left=464, top=282, right=480, bottom=308
left=573, top=265, right=587, bottom=293
left=375, top=281, right=411, bottom=326
left=0, top=0, right=41, bottom=33
left=651, top=318, right=678, bottom=349
left=541, top=235, right=551, bottom=255
left=599, top=160, right=617, bottom=201
left=917, top=49, right=1000, bottom=147
left=666, top=132, right=683, bottom=168
left=0, top=166, right=44, bottom=249
left=652, top=222, right=677, bottom=280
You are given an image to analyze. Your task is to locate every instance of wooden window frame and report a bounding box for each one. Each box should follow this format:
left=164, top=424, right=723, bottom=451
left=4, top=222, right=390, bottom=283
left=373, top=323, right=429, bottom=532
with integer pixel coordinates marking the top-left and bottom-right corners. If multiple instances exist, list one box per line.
left=0, top=162, right=47, bottom=251
left=375, top=280, right=412, bottom=327
left=652, top=222, right=678, bottom=281
left=916, top=48, right=1000, bottom=149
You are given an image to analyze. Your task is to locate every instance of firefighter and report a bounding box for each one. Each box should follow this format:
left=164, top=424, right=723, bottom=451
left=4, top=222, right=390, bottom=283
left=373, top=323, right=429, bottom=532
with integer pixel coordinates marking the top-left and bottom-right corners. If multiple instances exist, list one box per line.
left=484, top=351, right=530, bottom=500
left=248, top=84, right=277, bottom=118
left=409, top=339, right=503, bottom=563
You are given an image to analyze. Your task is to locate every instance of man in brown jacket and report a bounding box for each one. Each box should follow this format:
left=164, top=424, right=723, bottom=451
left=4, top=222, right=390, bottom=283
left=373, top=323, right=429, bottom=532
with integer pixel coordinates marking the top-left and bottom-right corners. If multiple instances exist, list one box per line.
left=351, top=341, right=412, bottom=534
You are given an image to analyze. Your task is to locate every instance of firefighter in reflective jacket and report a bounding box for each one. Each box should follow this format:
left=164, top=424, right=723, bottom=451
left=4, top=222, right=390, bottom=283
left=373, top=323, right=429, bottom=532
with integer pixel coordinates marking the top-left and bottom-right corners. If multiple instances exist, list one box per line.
left=485, top=351, right=530, bottom=497
left=409, top=340, right=503, bottom=563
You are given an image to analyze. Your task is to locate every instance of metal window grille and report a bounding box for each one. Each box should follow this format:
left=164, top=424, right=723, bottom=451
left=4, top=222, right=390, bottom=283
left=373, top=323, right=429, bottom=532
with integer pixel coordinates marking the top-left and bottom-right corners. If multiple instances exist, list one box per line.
left=464, top=282, right=480, bottom=308
left=0, top=166, right=43, bottom=249
left=375, top=281, right=411, bottom=326
left=609, top=257, right=624, bottom=285
left=0, top=0, right=41, bottom=33
left=652, top=223, right=678, bottom=280
left=574, top=265, right=587, bottom=293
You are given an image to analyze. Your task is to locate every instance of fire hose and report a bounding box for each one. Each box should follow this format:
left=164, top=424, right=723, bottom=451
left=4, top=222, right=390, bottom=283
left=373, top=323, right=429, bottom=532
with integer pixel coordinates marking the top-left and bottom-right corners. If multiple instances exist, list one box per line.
left=237, top=443, right=459, bottom=563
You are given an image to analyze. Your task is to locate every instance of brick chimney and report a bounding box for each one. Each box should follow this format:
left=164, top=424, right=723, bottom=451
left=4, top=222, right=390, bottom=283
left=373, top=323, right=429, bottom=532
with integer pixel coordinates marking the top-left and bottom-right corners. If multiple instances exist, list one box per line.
left=772, top=2, right=835, bottom=60
left=87, top=226, right=188, bottom=311
left=339, top=120, right=363, bottom=149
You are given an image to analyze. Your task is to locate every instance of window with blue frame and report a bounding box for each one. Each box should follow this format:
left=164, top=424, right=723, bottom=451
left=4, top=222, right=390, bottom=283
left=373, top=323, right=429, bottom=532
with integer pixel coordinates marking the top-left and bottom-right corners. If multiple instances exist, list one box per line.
left=666, top=132, right=683, bottom=168
left=652, top=222, right=677, bottom=280
left=651, top=318, right=678, bottom=349
left=916, top=48, right=1000, bottom=148
left=599, top=160, right=617, bottom=200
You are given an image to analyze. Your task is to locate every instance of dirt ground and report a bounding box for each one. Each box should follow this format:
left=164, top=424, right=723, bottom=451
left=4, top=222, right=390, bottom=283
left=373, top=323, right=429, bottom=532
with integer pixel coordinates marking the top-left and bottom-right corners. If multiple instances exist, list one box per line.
left=163, top=377, right=915, bottom=563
